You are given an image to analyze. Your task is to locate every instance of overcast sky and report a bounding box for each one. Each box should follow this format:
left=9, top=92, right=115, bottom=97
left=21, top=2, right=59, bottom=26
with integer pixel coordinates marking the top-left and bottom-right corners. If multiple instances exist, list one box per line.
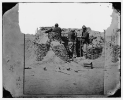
left=19, top=3, right=113, bottom=34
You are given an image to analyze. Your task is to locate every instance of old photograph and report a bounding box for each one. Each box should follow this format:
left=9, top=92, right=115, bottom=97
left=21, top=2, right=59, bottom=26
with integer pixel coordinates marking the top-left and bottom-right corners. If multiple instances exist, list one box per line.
left=2, top=2, right=121, bottom=98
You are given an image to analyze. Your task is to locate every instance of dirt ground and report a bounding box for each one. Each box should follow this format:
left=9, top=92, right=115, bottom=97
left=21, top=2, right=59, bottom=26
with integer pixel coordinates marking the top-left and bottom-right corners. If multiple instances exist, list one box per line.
left=24, top=46, right=105, bottom=95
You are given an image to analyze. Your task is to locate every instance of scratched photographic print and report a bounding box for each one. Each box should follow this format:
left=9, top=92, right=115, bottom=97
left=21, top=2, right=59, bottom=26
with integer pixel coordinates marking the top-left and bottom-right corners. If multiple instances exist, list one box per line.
left=2, top=2, right=121, bottom=98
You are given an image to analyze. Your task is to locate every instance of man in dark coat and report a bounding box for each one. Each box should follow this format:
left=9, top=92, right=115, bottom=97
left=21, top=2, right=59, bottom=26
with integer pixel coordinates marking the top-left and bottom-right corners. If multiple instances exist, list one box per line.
left=52, top=23, right=61, bottom=36
left=81, top=25, right=89, bottom=45
left=81, top=25, right=89, bottom=57
left=45, top=23, right=62, bottom=42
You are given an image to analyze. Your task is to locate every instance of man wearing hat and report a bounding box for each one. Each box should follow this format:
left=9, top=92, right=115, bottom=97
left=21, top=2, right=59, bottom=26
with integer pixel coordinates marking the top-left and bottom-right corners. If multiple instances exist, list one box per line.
left=81, top=25, right=89, bottom=57
left=45, top=23, right=62, bottom=42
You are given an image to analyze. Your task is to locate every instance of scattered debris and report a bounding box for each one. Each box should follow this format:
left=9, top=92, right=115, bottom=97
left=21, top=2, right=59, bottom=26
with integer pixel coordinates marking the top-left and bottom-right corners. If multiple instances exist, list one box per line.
left=56, top=70, right=70, bottom=75
left=43, top=67, right=47, bottom=71
left=73, top=83, right=77, bottom=85
left=66, top=68, right=71, bottom=71
left=24, top=67, right=32, bottom=69
left=74, top=70, right=78, bottom=73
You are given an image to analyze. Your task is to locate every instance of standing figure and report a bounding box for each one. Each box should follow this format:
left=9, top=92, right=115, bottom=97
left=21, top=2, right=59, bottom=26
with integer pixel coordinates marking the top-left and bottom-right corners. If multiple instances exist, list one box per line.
left=76, top=37, right=82, bottom=57
left=68, top=30, right=76, bottom=58
left=81, top=25, right=89, bottom=57
left=45, top=23, right=62, bottom=42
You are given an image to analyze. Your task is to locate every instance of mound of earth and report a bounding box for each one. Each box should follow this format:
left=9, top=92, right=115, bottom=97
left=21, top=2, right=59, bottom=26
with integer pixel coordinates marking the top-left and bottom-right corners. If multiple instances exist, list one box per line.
left=51, top=41, right=70, bottom=62
left=25, top=34, right=50, bottom=63
left=34, top=43, right=50, bottom=61
left=25, top=32, right=70, bottom=64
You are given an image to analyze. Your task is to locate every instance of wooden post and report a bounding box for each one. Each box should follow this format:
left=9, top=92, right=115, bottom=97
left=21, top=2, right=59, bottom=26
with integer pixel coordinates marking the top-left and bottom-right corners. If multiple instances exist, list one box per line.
left=80, top=37, right=81, bottom=57
left=81, top=38, right=83, bottom=57
left=86, top=43, right=87, bottom=58
left=104, top=30, right=106, bottom=62
left=74, top=32, right=77, bottom=57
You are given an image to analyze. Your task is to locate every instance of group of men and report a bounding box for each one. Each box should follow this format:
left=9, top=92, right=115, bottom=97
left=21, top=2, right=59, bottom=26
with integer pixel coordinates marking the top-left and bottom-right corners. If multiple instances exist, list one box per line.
left=45, top=23, right=89, bottom=59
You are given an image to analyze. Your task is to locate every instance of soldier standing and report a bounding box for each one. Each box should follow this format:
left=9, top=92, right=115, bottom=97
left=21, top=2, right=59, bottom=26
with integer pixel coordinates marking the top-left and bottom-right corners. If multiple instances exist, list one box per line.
left=68, top=30, right=76, bottom=58
left=81, top=25, right=89, bottom=57
left=45, top=23, right=62, bottom=42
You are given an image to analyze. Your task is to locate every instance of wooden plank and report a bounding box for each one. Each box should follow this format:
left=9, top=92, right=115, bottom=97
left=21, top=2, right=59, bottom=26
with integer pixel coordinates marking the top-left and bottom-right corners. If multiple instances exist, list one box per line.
left=84, top=62, right=93, bottom=69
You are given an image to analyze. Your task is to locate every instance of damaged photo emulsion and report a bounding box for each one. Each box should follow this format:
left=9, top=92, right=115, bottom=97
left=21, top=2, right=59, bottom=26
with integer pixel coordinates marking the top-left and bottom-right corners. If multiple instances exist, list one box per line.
left=3, top=2, right=120, bottom=97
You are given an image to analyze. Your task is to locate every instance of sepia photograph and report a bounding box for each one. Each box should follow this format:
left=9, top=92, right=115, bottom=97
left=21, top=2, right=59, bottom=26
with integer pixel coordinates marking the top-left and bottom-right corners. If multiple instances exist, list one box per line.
left=2, top=1, right=121, bottom=98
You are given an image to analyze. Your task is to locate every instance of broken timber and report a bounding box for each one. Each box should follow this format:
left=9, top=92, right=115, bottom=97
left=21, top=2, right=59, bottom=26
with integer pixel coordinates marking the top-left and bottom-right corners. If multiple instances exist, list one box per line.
left=83, top=62, right=93, bottom=69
